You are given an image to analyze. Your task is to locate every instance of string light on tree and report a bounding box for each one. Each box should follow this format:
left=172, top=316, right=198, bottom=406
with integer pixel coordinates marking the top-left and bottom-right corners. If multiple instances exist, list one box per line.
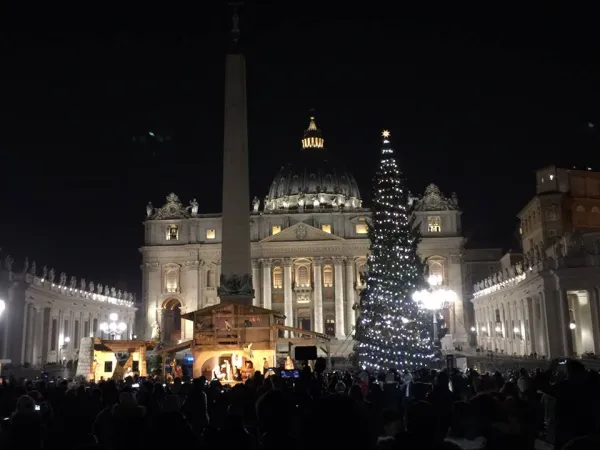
left=355, top=130, right=434, bottom=371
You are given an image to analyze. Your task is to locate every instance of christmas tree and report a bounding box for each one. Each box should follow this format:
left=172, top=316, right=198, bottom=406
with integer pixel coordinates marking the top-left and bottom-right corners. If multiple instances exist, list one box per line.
left=356, top=130, right=434, bottom=371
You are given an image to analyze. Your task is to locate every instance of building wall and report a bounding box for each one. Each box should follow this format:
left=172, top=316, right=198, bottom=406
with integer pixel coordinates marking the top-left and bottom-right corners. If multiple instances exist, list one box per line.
left=471, top=232, right=600, bottom=358
left=0, top=269, right=136, bottom=366
left=143, top=186, right=500, bottom=350
left=141, top=214, right=371, bottom=343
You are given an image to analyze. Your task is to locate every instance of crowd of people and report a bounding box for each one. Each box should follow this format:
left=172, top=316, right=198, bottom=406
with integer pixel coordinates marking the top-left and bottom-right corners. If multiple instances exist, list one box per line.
left=0, top=357, right=599, bottom=450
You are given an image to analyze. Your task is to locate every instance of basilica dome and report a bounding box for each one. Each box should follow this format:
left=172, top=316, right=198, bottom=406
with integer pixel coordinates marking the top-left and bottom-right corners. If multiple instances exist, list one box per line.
left=264, top=116, right=362, bottom=212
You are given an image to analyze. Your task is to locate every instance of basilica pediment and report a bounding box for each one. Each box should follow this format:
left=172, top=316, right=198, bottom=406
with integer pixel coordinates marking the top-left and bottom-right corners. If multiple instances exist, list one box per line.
left=260, top=222, right=345, bottom=243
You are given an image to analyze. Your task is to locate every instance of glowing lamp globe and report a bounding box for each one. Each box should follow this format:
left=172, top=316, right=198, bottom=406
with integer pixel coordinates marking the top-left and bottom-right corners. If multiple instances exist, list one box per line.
left=109, top=313, right=118, bottom=322
left=117, top=322, right=127, bottom=332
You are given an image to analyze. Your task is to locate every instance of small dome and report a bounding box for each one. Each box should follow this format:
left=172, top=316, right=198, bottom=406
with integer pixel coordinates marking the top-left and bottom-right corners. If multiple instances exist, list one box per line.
left=264, top=116, right=362, bottom=212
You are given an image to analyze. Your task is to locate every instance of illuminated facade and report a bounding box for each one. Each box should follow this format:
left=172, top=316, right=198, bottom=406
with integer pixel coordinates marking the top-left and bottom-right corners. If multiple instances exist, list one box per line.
left=0, top=258, right=136, bottom=365
left=140, top=119, right=500, bottom=352
left=472, top=166, right=600, bottom=358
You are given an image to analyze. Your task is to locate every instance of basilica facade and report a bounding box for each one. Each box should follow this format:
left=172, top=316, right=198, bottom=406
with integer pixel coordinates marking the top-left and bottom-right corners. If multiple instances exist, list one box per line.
left=140, top=118, right=501, bottom=354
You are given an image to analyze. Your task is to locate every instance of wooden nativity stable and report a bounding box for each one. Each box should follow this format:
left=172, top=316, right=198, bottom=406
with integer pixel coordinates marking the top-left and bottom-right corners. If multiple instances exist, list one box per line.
left=182, top=302, right=284, bottom=380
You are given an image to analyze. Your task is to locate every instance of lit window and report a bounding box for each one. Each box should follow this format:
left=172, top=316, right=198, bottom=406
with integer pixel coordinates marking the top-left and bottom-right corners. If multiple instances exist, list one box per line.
left=296, top=265, right=310, bottom=286
left=165, top=270, right=179, bottom=293
left=321, top=224, right=332, bottom=233
left=323, top=265, right=333, bottom=287
left=427, top=216, right=441, bottom=232
left=166, top=225, right=179, bottom=241
left=428, top=260, right=444, bottom=284
left=355, top=224, right=368, bottom=234
left=325, top=318, right=335, bottom=337
left=272, top=267, right=283, bottom=289
left=549, top=174, right=554, bottom=180
left=206, top=229, right=216, bottom=239
left=272, top=225, right=281, bottom=235
left=519, top=227, right=523, bottom=235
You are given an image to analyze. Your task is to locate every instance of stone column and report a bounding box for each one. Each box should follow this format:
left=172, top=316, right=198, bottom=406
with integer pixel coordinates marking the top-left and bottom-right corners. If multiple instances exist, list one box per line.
left=589, top=288, right=600, bottom=354
left=558, top=290, right=573, bottom=356
left=20, top=302, right=31, bottom=364
left=313, top=258, right=324, bottom=334
left=344, top=258, right=356, bottom=336
left=283, top=259, right=293, bottom=329
left=333, top=257, right=345, bottom=338
left=31, top=306, right=42, bottom=367
left=25, top=303, right=36, bottom=364
left=526, top=297, right=536, bottom=355
left=261, top=259, right=272, bottom=309
left=252, top=260, right=261, bottom=307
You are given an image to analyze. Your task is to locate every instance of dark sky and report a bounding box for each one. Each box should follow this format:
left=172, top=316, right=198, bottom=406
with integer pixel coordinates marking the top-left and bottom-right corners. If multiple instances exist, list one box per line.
left=1, top=3, right=599, bottom=294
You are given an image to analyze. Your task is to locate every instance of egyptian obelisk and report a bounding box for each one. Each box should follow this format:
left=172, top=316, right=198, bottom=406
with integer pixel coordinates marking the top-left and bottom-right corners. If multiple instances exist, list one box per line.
left=218, top=3, right=254, bottom=305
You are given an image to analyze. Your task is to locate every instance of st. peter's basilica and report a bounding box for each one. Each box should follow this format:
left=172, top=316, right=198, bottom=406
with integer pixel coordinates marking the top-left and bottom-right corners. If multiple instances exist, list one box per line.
left=140, top=117, right=502, bottom=356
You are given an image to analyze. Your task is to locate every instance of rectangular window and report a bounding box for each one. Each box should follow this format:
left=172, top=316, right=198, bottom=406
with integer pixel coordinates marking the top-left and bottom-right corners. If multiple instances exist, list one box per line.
left=272, top=267, right=283, bottom=289
left=74, top=320, right=80, bottom=346
left=355, top=224, right=368, bottom=234
left=84, top=321, right=90, bottom=339
left=166, top=225, right=179, bottom=241
left=206, top=229, right=216, bottom=240
left=427, top=216, right=441, bottom=232
left=92, top=318, right=98, bottom=334
left=321, top=224, right=332, bottom=233
left=272, top=225, right=281, bottom=235
left=64, top=320, right=69, bottom=342
left=104, top=361, right=113, bottom=373
left=132, top=361, right=139, bottom=373
left=50, top=319, right=57, bottom=351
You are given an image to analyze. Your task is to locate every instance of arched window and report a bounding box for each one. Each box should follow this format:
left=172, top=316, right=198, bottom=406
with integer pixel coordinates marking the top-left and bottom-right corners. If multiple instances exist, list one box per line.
left=296, top=265, right=310, bottom=287
left=323, top=265, right=334, bottom=287
left=206, top=269, right=216, bottom=288
left=592, top=206, right=600, bottom=213
left=427, top=259, right=444, bottom=284
left=163, top=264, right=180, bottom=294
left=165, top=270, right=179, bottom=293
left=576, top=205, right=585, bottom=213
left=273, top=267, right=283, bottom=289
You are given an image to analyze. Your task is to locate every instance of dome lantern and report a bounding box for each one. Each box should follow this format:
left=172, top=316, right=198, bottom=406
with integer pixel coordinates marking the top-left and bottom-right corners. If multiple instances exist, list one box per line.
left=301, top=114, right=324, bottom=149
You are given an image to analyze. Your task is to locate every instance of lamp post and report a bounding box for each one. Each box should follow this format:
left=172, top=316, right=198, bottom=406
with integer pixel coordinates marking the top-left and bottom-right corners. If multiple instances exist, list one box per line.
left=412, top=275, right=457, bottom=346
left=99, top=313, right=127, bottom=340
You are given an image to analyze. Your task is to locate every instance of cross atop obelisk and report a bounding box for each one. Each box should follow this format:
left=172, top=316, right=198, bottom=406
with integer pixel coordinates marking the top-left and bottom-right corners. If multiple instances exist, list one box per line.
left=218, top=2, right=254, bottom=305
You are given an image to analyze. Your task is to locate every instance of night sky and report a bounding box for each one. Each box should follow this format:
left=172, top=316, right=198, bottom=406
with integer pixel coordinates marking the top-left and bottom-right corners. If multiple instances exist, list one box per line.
left=1, top=3, right=599, bottom=294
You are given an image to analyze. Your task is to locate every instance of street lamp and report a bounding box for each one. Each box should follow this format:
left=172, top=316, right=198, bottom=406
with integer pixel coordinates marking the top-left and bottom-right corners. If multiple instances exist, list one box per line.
left=412, top=280, right=457, bottom=344
left=99, top=314, right=127, bottom=340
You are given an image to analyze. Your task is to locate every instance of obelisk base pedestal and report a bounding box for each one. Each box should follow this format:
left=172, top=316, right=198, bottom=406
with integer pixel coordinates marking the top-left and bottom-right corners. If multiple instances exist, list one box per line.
left=218, top=274, right=254, bottom=306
